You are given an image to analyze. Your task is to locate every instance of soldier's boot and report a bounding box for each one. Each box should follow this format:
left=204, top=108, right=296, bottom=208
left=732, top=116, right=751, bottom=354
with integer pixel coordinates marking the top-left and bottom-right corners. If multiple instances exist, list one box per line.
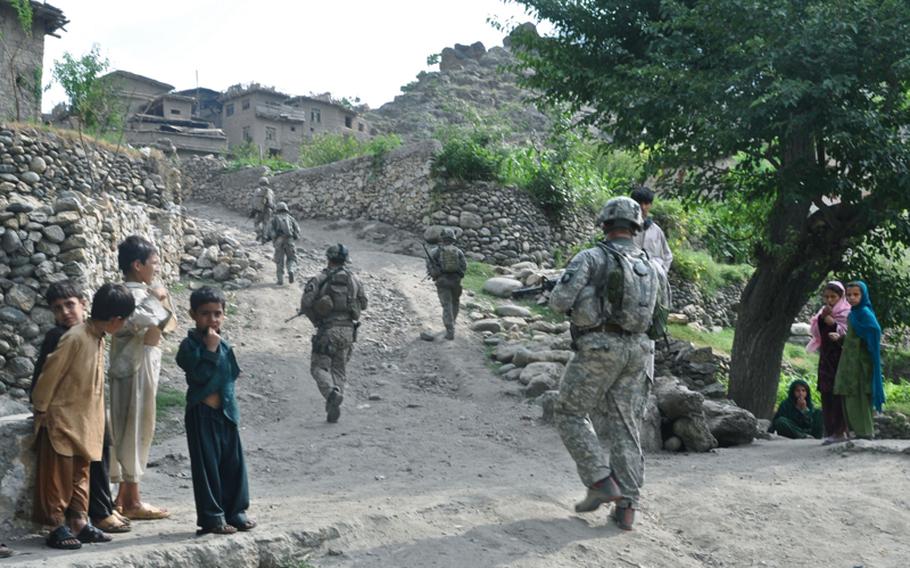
left=574, top=474, right=623, bottom=513
left=276, top=268, right=283, bottom=285
left=288, top=271, right=295, bottom=284
left=445, top=326, right=455, bottom=340
left=611, top=502, right=636, bottom=530
left=326, top=387, right=343, bottom=423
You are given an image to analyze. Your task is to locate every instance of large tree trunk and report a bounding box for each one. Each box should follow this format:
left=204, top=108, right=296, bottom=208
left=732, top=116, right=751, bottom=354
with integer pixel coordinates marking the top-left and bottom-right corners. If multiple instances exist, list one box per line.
left=728, top=255, right=821, bottom=418
left=728, top=129, right=834, bottom=418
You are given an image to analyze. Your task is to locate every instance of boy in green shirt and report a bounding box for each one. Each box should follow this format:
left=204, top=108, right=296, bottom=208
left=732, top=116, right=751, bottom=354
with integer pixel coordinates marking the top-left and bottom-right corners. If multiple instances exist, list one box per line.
left=176, top=286, right=255, bottom=535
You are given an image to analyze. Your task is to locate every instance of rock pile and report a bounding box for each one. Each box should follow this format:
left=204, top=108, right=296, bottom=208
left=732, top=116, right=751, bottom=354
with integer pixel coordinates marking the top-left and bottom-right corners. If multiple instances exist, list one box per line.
left=474, top=261, right=760, bottom=453
left=179, top=217, right=263, bottom=289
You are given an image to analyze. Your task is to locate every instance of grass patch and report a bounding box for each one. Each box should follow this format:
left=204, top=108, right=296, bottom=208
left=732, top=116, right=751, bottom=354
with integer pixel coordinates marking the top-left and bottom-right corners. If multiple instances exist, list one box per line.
left=156, top=385, right=185, bottom=420
left=667, top=322, right=734, bottom=354
left=673, top=247, right=753, bottom=295
left=462, top=260, right=496, bottom=295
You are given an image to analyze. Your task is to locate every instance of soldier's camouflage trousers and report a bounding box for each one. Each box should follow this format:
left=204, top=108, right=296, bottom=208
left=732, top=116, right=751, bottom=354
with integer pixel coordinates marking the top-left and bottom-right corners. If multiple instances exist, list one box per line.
left=310, top=325, right=354, bottom=400
left=273, top=236, right=298, bottom=282
left=435, top=278, right=462, bottom=333
left=555, top=331, right=652, bottom=507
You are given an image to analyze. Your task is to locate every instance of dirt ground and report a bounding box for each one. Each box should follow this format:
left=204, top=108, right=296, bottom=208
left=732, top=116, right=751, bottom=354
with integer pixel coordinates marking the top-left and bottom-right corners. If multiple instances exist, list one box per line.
left=5, top=202, right=910, bottom=568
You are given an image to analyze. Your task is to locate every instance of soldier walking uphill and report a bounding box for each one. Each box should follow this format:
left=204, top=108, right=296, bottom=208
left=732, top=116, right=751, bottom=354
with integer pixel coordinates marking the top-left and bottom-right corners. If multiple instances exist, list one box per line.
left=548, top=196, right=669, bottom=531
left=426, top=228, right=467, bottom=340
left=265, top=202, right=300, bottom=285
left=251, top=177, right=275, bottom=243
left=299, top=245, right=368, bottom=423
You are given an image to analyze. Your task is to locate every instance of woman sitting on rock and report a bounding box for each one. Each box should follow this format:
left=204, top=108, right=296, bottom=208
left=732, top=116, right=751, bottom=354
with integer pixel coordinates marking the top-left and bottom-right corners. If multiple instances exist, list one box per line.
left=769, top=379, right=823, bottom=439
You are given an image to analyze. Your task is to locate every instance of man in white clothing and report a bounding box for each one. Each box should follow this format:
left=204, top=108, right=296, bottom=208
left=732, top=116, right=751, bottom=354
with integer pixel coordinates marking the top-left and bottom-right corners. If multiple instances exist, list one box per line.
left=630, top=186, right=673, bottom=273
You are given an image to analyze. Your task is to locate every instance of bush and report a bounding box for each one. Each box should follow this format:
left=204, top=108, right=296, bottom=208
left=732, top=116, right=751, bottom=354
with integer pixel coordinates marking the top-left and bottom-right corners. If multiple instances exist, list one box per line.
left=228, top=142, right=296, bottom=172
left=673, top=248, right=753, bottom=294
left=298, top=133, right=401, bottom=168
left=430, top=130, right=502, bottom=182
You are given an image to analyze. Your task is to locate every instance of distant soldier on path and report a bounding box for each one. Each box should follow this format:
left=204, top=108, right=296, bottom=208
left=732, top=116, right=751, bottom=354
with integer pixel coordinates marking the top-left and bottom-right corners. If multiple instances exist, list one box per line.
left=548, top=196, right=669, bottom=531
left=251, top=177, right=275, bottom=243
left=298, top=245, right=368, bottom=423
left=265, top=202, right=300, bottom=285
left=425, top=228, right=467, bottom=340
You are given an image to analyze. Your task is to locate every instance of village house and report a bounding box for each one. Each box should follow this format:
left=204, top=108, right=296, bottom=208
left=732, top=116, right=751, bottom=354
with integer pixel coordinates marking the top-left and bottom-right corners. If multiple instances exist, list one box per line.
left=101, top=70, right=227, bottom=157
left=0, top=0, right=67, bottom=122
left=221, top=85, right=372, bottom=163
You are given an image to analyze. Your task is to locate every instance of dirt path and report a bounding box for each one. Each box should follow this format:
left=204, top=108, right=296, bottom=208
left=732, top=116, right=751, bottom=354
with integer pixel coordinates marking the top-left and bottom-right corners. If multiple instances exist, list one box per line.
left=7, top=203, right=910, bottom=567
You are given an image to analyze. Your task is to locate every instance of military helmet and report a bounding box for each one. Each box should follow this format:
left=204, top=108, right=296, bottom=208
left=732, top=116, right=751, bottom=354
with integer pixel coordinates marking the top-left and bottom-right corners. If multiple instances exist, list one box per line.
left=326, top=243, right=349, bottom=263
left=258, top=176, right=270, bottom=186
left=276, top=201, right=289, bottom=213
left=441, top=228, right=457, bottom=243
left=597, top=196, right=643, bottom=231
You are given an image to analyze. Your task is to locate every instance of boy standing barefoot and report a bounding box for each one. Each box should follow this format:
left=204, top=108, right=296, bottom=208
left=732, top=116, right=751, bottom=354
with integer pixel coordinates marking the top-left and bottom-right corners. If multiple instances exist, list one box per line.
left=32, top=284, right=135, bottom=549
left=109, top=236, right=176, bottom=520
left=176, top=286, right=256, bottom=536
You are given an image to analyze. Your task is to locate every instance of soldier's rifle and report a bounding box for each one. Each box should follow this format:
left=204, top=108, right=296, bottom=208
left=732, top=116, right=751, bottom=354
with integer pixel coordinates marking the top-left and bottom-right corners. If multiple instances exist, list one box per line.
left=421, top=243, right=442, bottom=281
left=510, top=277, right=560, bottom=299
left=285, top=312, right=303, bottom=323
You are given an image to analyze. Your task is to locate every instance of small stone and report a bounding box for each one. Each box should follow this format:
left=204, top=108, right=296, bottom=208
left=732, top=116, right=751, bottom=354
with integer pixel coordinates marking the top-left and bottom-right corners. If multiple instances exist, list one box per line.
left=419, top=331, right=436, bottom=342
left=0, top=306, right=27, bottom=324
left=494, top=304, right=532, bottom=318
left=19, top=171, right=40, bottom=184
left=368, top=394, right=382, bottom=401
left=42, top=225, right=66, bottom=243
left=482, top=277, right=524, bottom=298
left=471, top=319, right=502, bottom=333
left=29, top=156, right=47, bottom=174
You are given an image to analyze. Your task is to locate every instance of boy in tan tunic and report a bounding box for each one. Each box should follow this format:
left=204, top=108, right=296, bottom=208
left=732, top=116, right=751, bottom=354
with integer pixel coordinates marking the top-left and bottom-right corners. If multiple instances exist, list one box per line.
left=33, top=283, right=135, bottom=549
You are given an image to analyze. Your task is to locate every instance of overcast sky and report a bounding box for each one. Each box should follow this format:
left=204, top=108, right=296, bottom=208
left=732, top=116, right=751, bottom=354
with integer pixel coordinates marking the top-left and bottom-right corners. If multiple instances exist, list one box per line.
left=40, top=0, right=542, bottom=112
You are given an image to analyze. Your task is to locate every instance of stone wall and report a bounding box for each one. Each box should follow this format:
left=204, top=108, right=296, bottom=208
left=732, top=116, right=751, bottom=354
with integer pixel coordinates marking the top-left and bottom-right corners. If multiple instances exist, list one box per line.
left=0, top=125, right=190, bottom=399
left=182, top=141, right=594, bottom=267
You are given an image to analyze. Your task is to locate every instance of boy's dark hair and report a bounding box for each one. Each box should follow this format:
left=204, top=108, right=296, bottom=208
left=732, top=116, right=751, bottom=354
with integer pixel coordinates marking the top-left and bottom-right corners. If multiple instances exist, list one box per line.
left=45, top=280, right=84, bottom=305
left=91, top=283, right=136, bottom=321
left=117, top=235, right=157, bottom=275
left=630, top=185, right=655, bottom=205
left=190, top=286, right=226, bottom=311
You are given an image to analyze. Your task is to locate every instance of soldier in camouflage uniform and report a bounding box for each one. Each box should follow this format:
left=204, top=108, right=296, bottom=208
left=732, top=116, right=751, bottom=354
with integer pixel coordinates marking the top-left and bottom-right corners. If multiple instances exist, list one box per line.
left=298, top=245, right=368, bottom=423
left=265, top=202, right=300, bottom=285
left=426, top=228, right=467, bottom=340
left=252, top=177, right=275, bottom=243
left=548, top=196, right=669, bottom=531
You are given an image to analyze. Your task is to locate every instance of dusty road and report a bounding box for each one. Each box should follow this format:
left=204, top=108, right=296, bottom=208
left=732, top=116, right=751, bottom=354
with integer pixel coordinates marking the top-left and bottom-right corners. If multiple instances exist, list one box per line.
left=6, top=203, right=910, bottom=568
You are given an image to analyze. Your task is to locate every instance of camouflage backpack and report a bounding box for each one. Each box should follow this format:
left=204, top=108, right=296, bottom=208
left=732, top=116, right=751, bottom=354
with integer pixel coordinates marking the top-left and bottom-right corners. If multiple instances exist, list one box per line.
left=272, top=214, right=296, bottom=239
left=596, top=242, right=669, bottom=338
left=300, top=268, right=359, bottom=325
left=439, top=245, right=461, bottom=274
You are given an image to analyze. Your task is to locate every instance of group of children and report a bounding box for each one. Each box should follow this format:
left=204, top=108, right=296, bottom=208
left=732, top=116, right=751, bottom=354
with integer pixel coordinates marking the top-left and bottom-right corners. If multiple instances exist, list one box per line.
left=30, top=235, right=253, bottom=551
left=770, top=280, right=885, bottom=444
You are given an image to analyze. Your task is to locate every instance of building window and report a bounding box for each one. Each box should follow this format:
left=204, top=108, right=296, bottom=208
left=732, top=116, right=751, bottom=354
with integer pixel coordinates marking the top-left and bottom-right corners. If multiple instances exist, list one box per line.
left=290, top=126, right=296, bottom=132
left=170, top=108, right=181, bottom=115
left=242, top=126, right=251, bottom=142
left=242, top=99, right=250, bottom=110
left=344, top=116, right=353, bottom=128
left=225, top=103, right=235, bottom=116
left=358, top=123, right=364, bottom=132
left=268, top=148, right=281, bottom=158
left=265, top=126, right=277, bottom=142
left=311, top=108, right=321, bottom=123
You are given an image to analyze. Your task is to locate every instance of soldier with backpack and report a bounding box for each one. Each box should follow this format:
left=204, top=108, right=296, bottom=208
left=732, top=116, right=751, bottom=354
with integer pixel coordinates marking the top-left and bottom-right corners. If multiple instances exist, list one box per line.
left=548, top=196, right=670, bottom=531
left=265, top=202, right=300, bottom=285
left=425, top=228, right=467, bottom=340
left=298, top=244, right=368, bottom=423
left=251, top=177, right=275, bottom=243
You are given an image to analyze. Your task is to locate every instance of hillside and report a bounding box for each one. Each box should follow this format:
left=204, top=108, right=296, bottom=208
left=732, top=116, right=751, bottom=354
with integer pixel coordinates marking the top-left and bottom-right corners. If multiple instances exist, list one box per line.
left=366, top=25, right=551, bottom=142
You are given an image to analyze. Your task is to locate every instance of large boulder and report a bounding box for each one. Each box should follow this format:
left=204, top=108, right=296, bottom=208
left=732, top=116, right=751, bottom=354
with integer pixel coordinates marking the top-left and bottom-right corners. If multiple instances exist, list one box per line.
left=518, top=362, right=564, bottom=387
left=672, top=415, right=718, bottom=452
left=471, top=319, right=503, bottom=333
left=0, top=415, right=36, bottom=534
left=494, top=304, right=532, bottom=318
left=512, top=348, right=574, bottom=367
left=482, top=277, right=524, bottom=298
left=654, top=376, right=705, bottom=419
left=702, top=399, right=759, bottom=447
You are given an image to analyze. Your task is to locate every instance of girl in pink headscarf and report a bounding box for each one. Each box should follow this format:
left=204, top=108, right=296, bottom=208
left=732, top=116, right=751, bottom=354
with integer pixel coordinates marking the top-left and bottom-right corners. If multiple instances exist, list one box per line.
left=807, top=281, right=850, bottom=444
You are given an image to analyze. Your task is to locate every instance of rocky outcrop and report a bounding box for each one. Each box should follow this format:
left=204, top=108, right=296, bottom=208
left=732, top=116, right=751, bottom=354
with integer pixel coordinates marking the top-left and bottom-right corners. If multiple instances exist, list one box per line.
left=366, top=31, right=551, bottom=143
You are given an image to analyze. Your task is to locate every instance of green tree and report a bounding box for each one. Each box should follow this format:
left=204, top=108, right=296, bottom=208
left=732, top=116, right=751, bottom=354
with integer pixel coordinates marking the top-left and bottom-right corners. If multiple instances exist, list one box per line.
left=509, top=0, right=910, bottom=417
left=52, top=46, right=123, bottom=188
